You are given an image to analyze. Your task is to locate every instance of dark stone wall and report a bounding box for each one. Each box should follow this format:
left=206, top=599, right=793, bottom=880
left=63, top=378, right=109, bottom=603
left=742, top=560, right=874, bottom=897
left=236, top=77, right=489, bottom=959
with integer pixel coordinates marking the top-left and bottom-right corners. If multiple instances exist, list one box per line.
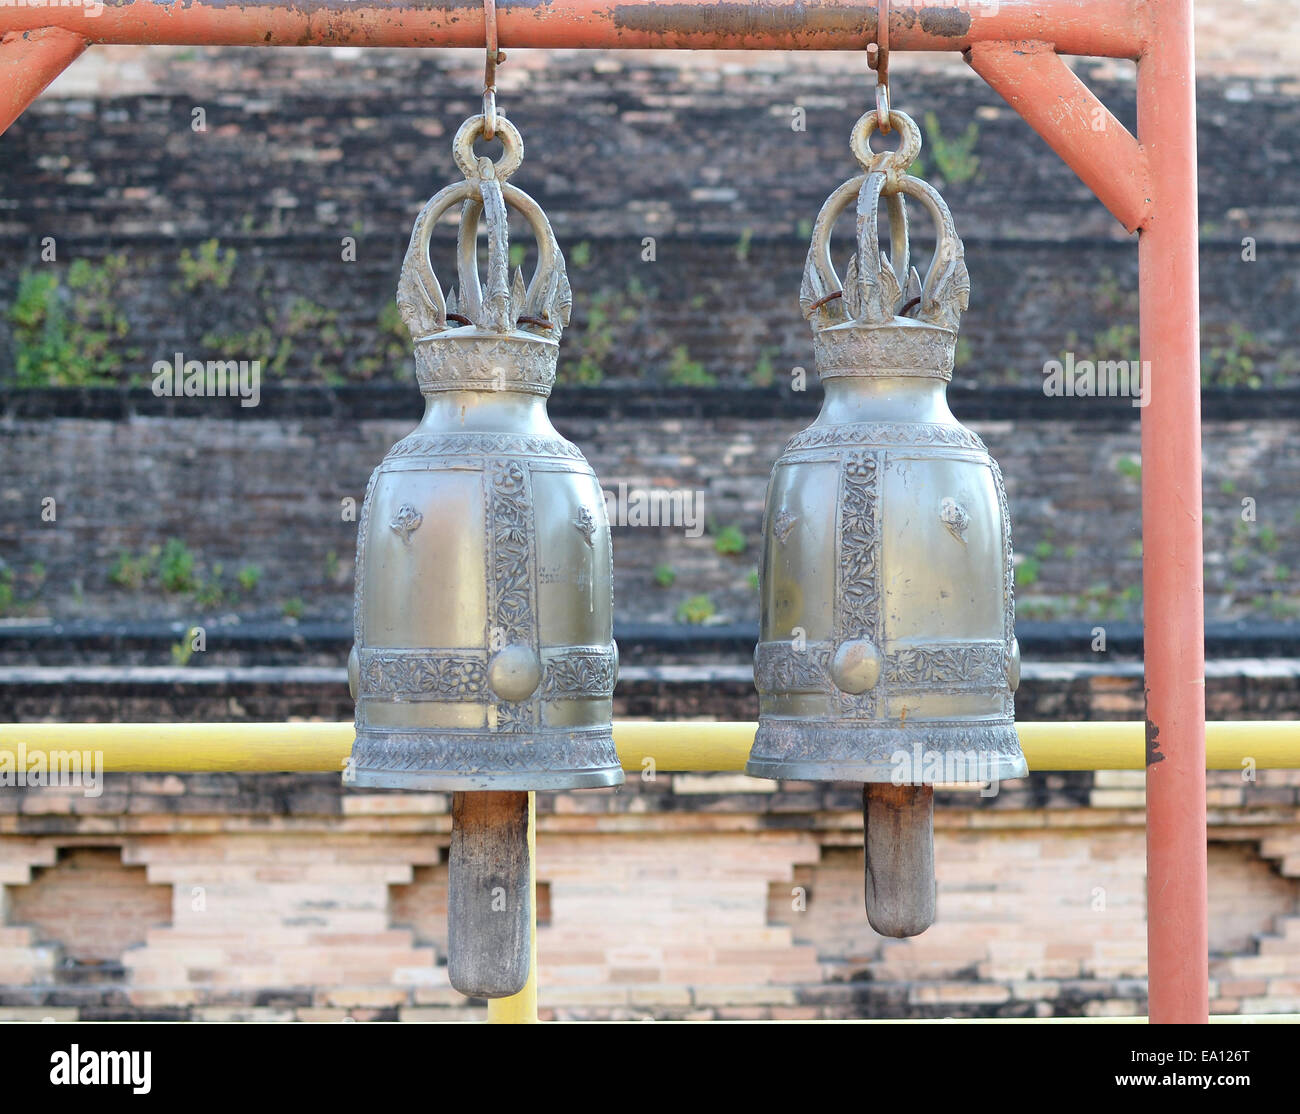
left=0, top=50, right=1296, bottom=630
left=0, top=52, right=1297, bottom=391
left=1, top=397, right=1297, bottom=627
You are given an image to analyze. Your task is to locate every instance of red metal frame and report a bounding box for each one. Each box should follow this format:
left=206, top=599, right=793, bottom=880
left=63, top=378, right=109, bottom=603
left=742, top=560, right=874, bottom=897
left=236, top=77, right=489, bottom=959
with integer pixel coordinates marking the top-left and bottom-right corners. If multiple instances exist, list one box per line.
left=0, top=0, right=1207, bottom=1023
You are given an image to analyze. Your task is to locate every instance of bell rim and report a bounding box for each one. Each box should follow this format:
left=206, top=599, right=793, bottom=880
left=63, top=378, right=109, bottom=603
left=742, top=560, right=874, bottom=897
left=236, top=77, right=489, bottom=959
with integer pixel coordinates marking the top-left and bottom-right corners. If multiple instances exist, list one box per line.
left=347, top=724, right=625, bottom=792
left=743, top=755, right=1028, bottom=785
left=346, top=765, right=625, bottom=792
left=746, top=720, right=1026, bottom=785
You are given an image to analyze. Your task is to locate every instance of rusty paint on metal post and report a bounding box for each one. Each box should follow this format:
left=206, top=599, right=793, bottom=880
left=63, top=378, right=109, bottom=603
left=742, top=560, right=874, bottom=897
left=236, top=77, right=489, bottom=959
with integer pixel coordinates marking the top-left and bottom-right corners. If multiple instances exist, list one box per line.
left=965, top=40, right=1151, bottom=233
left=0, top=27, right=88, bottom=138
left=1136, top=0, right=1208, bottom=1025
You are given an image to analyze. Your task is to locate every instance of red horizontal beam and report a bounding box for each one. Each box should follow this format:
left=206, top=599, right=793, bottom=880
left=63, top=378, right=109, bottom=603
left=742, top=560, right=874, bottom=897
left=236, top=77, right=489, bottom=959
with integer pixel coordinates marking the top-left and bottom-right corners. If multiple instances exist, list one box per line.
left=0, top=0, right=1144, bottom=57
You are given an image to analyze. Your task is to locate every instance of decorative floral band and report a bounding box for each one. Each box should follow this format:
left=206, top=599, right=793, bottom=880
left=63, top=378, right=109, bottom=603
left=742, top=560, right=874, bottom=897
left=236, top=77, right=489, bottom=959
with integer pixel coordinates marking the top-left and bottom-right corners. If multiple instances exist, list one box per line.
left=359, top=645, right=617, bottom=701
left=413, top=334, right=558, bottom=396
left=812, top=322, right=956, bottom=381
left=754, top=639, right=1013, bottom=697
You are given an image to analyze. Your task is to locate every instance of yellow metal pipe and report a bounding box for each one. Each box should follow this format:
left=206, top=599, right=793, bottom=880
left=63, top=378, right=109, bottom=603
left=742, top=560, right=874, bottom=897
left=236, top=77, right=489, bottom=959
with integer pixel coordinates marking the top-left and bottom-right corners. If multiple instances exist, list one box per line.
left=487, top=791, right=538, bottom=1024
left=0, top=720, right=1297, bottom=772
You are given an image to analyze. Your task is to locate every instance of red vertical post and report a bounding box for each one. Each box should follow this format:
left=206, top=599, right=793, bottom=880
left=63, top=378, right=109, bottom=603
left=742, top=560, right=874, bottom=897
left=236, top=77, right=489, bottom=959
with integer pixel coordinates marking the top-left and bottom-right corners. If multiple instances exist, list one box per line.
left=1137, top=0, right=1208, bottom=1023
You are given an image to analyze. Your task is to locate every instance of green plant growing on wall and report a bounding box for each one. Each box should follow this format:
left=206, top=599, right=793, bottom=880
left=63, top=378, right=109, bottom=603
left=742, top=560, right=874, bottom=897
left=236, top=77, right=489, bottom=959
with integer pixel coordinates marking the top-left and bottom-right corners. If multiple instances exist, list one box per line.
left=653, top=564, right=676, bottom=588
left=1266, top=593, right=1300, bottom=621
left=281, top=597, right=305, bottom=620
left=194, top=565, right=225, bottom=609
left=0, top=567, right=14, bottom=615
left=1093, top=267, right=1139, bottom=317
left=735, top=227, right=754, bottom=263
left=170, top=633, right=197, bottom=668
left=667, top=346, right=715, bottom=387
left=1079, top=582, right=1141, bottom=621
left=675, top=594, right=716, bottom=625
left=1115, top=456, right=1141, bottom=482
left=563, top=278, right=652, bottom=386
left=237, top=564, right=262, bottom=593
left=923, top=111, right=980, bottom=186
left=713, top=525, right=747, bottom=556
left=9, top=257, right=134, bottom=386
left=109, top=548, right=157, bottom=591
left=203, top=294, right=348, bottom=382
left=570, top=241, right=593, bottom=269
left=1203, top=323, right=1264, bottom=389
left=355, top=300, right=412, bottom=382
left=1015, top=555, right=1041, bottom=587
left=178, top=239, right=238, bottom=292
left=749, top=347, right=777, bottom=388
left=158, top=539, right=197, bottom=594
left=568, top=292, right=615, bottom=385
left=1092, top=322, right=1140, bottom=363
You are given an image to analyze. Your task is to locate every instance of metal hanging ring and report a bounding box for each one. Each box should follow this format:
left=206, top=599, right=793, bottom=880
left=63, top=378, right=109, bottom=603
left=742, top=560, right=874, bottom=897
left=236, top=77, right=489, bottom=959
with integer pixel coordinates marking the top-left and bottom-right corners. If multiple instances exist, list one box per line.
left=849, top=107, right=921, bottom=180
left=453, top=113, right=525, bottom=182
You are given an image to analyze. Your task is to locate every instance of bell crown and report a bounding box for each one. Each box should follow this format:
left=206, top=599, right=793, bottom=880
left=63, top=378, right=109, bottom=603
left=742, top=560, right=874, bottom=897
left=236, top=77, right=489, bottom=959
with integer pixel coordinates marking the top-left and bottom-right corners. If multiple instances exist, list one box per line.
left=396, top=114, right=571, bottom=396
left=800, top=110, right=970, bottom=382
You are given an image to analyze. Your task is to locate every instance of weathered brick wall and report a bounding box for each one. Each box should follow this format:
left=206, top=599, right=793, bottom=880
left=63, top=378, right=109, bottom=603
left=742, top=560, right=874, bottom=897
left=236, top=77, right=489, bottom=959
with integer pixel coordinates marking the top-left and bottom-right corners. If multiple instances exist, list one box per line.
left=1, top=404, right=1297, bottom=628
left=1, top=53, right=1298, bottom=391
left=3, top=771, right=1300, bottom=1020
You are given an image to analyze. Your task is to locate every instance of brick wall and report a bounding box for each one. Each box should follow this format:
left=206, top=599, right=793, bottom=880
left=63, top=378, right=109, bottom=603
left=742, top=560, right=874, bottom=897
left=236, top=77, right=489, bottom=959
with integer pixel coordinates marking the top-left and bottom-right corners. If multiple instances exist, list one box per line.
left=2, top=770, right=1300, bottom=1021
left=2, top=405, right=1298, bottom=630
left=7, top=847, right=171, bottom=965
left=2, top=52, right=1298, bottom=390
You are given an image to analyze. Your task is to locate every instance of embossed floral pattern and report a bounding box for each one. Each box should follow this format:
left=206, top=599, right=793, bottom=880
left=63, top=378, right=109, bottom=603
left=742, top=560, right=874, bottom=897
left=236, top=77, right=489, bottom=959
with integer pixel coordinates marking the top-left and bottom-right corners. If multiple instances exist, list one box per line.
left=362, top=652, right=486, bottom=698
left=542, top=648, right=616, bottom=700
left=389, top=504, right=423, bottom=544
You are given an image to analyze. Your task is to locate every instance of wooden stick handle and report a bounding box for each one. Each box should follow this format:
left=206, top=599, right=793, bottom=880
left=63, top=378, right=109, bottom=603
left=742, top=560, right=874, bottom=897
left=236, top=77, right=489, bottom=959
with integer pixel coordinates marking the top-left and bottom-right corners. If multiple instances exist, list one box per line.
left=448, top=790, right=531, bottom=998
left=863, top=782, right=936, bottom=938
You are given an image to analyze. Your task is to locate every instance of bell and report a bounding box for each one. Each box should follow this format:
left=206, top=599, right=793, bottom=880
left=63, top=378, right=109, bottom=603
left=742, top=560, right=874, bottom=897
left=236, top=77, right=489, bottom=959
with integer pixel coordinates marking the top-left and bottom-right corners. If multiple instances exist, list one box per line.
left=747, top=110, right=1026, bottom=937
left=346, top=114, right=623, bottom=996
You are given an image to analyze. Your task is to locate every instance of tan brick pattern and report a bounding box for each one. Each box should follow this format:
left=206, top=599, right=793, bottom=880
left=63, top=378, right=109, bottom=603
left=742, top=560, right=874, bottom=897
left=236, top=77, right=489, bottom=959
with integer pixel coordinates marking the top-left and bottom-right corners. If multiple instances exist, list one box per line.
left=536, top=831, right=821, bottom=1019
left=0, top=839, right=59, bottom=986
left=118, top=834, right=442, bottom=1009
left=8, top=846, right=171, bottom=963
left=1, top=792, right=1298, bottom=1020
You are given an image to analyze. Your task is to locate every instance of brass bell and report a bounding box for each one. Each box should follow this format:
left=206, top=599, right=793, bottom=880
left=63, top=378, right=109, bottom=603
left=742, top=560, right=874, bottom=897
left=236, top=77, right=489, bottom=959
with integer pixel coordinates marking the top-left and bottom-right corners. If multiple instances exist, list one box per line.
left=747, top=110, right=1026, bottom=937
left=346, top=114, right=622, bottom=996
